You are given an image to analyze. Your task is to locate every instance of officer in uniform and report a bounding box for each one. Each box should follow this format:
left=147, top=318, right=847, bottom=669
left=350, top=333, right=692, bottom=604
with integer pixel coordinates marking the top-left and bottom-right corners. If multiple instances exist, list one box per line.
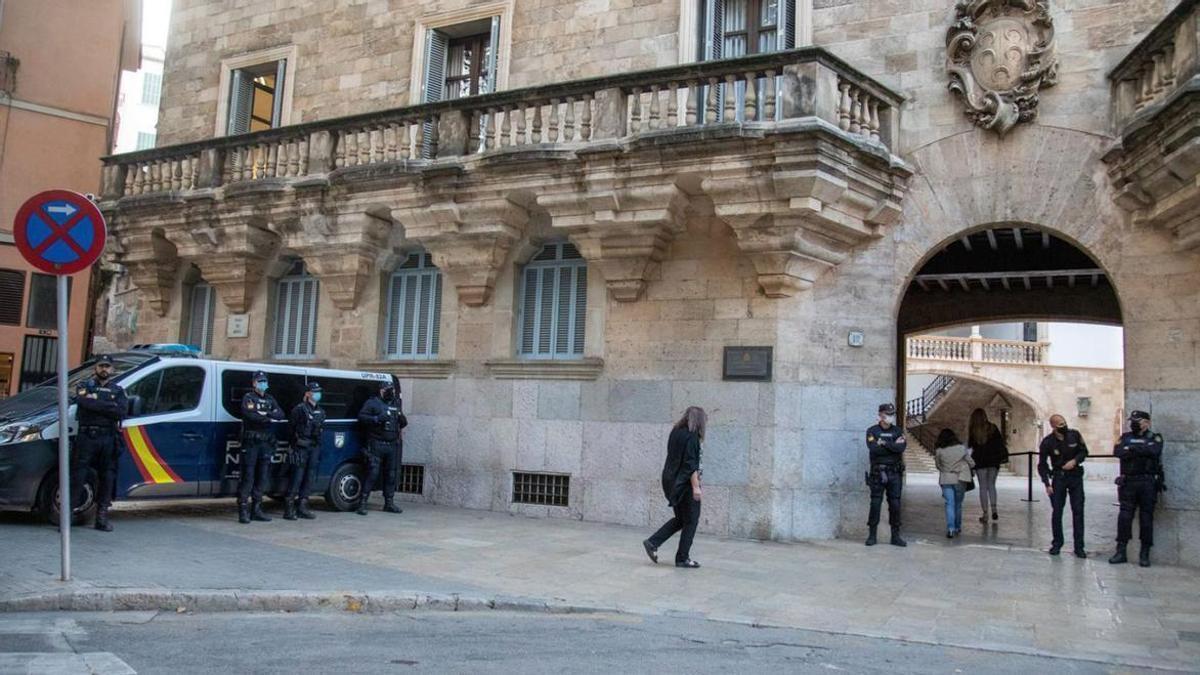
left=238, top=371, right=284, bottom=524
left=1109, top=410, right=1164, bottom=567
left=865, top=403, right=907, bottom=547
left=356, top=381, right=407, bottom=515
left=284, top=382, right=326, bottom=521
left=1038, top=414, right=1089, bottom=557
left=71, top=354, right=127, bottom=532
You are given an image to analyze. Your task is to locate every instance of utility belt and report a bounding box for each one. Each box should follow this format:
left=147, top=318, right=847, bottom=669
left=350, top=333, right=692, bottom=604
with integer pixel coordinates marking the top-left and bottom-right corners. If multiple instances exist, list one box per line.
left=294, top=436, right=318, bottom=449
left=79, top=424, right=117, bottom=434
left=242, top=429, right=275, bottom=442
left=865, top=462, right=904, bottom=486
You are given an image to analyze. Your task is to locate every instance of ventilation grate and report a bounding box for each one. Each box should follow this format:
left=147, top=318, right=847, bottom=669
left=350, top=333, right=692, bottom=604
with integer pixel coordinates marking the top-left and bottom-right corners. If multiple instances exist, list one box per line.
left=399, top=463, right=424, bottom=495
left=512, top=472, right=569, bottom=507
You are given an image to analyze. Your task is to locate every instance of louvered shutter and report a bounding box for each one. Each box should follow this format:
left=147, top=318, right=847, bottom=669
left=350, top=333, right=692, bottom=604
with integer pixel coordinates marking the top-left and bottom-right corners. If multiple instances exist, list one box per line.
left=520, top=267, right=538, bottom=354
left=483, top=16, right=501, bottom=94
left=227, top=69, right=253, bottom=135
left=385, top=275, right=403, bottom=355
left=186, top=283, right=215, bottom=354
left=298, top=277, right=318, bottom=355
left=782, top=0, right=796, bottom=49
left=422, top=29, right=449, bottom=158
left=271, top=59, right=287, bottom=126
left=703, top=0, right=726, bottom=122
left=401, top=273, right=418, bottom=354
left=572, top=267, right=587, bottom=354
left=430, top=272, right=442, bottom=355
left=0, top=269, right=25, bottom=325
left=273, top=272, right=319, bottom=357
left=518, top=244, right=587, bottom=358
left=384, top=254, right=443, bottom=359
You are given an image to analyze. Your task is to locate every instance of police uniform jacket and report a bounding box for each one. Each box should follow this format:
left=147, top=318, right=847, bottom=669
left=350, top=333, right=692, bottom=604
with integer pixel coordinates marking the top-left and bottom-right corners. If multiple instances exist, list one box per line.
left=1114, top=430, right=1163, bottom=478
left=358, top=396, right=407, bottom=443
left=241, top=391, right=284, bottom=435
left=289, top=401, right=326, bottom=448
left=1037, top=429, right=1088, bottom=485
left=866, top=424, right=906, bottom=467
left=74, top=377, right=127, bottom=429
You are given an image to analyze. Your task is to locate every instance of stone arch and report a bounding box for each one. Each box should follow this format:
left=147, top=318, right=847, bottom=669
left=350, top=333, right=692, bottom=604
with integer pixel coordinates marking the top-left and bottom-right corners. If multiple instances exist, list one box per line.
left=907, top=367, right=1046, bottom=422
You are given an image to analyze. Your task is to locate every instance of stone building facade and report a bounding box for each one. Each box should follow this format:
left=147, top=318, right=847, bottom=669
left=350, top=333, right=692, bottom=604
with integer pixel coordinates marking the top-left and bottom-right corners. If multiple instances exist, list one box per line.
left=98, top=0, right=1200, bottom=565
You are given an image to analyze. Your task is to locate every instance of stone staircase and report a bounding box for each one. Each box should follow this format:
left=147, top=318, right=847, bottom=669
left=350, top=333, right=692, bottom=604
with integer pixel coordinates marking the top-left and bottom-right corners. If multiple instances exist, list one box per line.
left=904, top=432, right=939, bottom=473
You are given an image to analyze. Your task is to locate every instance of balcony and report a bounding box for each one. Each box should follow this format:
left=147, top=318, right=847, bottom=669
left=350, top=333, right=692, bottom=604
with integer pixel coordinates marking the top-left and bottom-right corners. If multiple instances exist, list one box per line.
left=1104, top=0, right=1200, bottom=249
left=906, top=335, right=1048, bottom=366
left=98, top=48, right=910, bottom=319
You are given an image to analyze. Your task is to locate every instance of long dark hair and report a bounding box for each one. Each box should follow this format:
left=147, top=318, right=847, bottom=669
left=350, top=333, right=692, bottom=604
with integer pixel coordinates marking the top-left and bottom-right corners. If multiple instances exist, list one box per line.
left=674, top=406, right=707, bottom=440
left=968, top=408, right=992, bottom=447
left=935, top=428, right=961, bottom=449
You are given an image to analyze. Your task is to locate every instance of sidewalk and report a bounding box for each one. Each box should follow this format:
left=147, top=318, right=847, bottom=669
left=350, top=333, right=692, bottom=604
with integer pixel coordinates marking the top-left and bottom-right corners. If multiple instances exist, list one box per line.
left=2, top=489, right=1198, bottom=671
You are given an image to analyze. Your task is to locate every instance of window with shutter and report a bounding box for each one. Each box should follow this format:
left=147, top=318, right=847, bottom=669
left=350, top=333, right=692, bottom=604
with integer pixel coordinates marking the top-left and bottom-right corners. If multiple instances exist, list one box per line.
left=383, top=253, right=443, bottom=359
left=272, top=262, right=319, bottom=358
left=226, top=60, right=285, bottom=135
left=0, top=269, right=25, bottom=326
left=141, top=72, right=163, bottom=106
left=185, top=282, right=216, bottom=354
left=700, top=0, right=793, bottom=120
left=517, top=243, right=588, bottom=359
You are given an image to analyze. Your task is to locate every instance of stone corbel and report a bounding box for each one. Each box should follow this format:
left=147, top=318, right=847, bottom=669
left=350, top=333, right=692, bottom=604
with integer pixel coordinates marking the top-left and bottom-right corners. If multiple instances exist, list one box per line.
left=395, top=196, right=529, bottom=306
left=118, top=228, right=179, bottom=316
left=538, top=184, right=691, bottom=301
left=291, top=207, right=392, bottom=310
left=166, top=209, right=281, bottom=314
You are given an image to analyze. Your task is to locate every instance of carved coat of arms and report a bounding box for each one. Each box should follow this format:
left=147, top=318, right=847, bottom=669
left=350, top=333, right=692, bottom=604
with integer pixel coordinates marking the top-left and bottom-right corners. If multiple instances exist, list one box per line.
left=946, top=0, right=1058, bottom=136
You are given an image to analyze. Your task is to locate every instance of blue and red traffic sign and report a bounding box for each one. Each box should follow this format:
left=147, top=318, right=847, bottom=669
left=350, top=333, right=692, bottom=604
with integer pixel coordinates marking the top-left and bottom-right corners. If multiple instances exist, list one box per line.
left=13, top=190, right=107, bottom=275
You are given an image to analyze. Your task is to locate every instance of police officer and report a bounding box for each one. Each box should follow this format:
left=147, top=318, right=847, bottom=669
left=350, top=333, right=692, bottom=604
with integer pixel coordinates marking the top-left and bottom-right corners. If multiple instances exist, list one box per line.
left=284, top=382, right=326, bottom=521
left=1038, top=414, right=1089, bottom=558
left=356, top=381, right=407, bottom=515
left=865, top=403, right=907, bottom=547
left=238, top=371, right=284, bottom=524
left=1109, top=410, right=1163, bottom=567
left=71, top=354, right=128, bottom=532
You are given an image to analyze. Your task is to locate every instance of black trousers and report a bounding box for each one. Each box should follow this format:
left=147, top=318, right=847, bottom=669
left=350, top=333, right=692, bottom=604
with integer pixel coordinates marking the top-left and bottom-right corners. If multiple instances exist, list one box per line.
left=1116, top=477, right=1157, bottom=546
left=287, top=444, right=321, bottom=500
left=71, top=427, right=120, bottom=509
left=867, top=465, right=903, bottom=528
left=1050, top=471, right=1085, bottom=550
left=648, top=497, right=702, bottom=563
left=361, top=439, right=398, bottom=501
left=237, top=435, right=274, bottom=504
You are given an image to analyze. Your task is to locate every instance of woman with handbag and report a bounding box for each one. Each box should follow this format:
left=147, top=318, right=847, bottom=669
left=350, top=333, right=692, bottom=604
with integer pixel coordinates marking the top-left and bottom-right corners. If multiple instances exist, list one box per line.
left=968, top=408, right=1008, bottom=523
left=934, top=428, right=975, bottom=538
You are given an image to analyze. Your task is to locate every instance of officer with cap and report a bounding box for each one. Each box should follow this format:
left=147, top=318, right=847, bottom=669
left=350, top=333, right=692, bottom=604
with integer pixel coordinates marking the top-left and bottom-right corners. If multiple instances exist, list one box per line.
left=865, top=402, right=907, bottom=547
left=284, top=382, right=326, bottom=521
left=1109, top=410, right=1164, bottom=567
left=356, top=380, right=407, bottom=515
left=238, top=371, right=284, bottom=524
left=1038, top=414, right=1089, bottom=557
left=71, top=354, right=127, bottom=532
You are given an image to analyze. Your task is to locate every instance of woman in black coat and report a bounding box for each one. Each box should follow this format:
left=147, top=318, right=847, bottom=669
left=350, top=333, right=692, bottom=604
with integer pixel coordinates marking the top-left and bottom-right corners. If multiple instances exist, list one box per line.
left=643, top=406, right=706, bottom=569
left=968, top=408, right=1008, bottom=523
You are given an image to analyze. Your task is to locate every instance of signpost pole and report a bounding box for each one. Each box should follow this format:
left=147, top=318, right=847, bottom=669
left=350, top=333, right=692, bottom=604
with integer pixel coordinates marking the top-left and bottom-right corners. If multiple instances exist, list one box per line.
left=56, top=274, right=71, bottom=581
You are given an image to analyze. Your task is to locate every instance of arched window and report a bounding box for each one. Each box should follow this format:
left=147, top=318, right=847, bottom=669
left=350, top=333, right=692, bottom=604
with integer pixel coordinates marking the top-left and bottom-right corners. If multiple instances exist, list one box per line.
left=184, top=281, right=216, bottom=354
left=272, top=260, right=319, bottom=358
left=518, top=242, right=587, bottom=359
left=383, top=252, right=442, bottom=359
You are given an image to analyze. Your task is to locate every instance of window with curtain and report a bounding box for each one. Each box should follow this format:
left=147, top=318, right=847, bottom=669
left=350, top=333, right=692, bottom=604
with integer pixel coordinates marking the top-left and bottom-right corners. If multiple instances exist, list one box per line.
left=700, top=0, right=795, bottom=120
left=185, top=282, right=217, bottom=355
left=272, top=261, right=319, bottom=359
left=383, top=252, right=443, bottom=359
left=444, top=32, right=492, bottom=100
left=517, top=242, right=587, bottom=359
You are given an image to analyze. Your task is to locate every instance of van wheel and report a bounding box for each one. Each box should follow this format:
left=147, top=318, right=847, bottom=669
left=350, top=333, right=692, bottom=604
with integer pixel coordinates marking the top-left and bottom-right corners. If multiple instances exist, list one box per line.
left=37, top=471, right=96, bottom=527
left=326, top=462, right=363, bottom=512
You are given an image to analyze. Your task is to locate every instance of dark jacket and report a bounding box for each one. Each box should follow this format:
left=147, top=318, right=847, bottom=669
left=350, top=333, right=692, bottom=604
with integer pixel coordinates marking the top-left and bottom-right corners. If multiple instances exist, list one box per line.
left=358, top=395, right=408, bottom=444
left=74, top=377, right=127, bottom=429
left=661, top=427, right=701, bottom=506
left=241, top=391, right=284, bottom=435
left=969, top=423, right=1008, bottom=469
left=1037, top=428, right=1088, bottom=485
left=1114, top=430, right=1164, bottom=478
left=866, top=423, right=906, bottom=466
left=289, top=400, right=326, bottom=448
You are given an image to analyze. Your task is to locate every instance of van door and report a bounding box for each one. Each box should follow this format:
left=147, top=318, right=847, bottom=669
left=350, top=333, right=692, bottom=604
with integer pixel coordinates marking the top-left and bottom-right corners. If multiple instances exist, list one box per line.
left=117, top=363, right=211, bottom=498
left=206, top=366, right=305, bottom=497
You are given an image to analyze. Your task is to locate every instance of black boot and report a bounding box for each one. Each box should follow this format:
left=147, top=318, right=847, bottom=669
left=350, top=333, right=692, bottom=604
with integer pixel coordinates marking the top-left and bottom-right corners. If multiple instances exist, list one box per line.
left=238, top=502, right=250, bottom=524
left=865, top=526, right=877, bottom=546
left=283, top=499, right=297, bottom=521
left=383, top=498, right=402, bottom=514
left=1108, top=543, right=1128, bottom=565
left=356, top=496, right=369, bottom=516
left=297, top=498, right=316, bottom=520
left=1139, top=543, right=1151, bottom=568
left=94, top=507, right=113, bottom=532
left=251, top=500, right=272, bottom=522
left=890, top=527, right=907, bottom=547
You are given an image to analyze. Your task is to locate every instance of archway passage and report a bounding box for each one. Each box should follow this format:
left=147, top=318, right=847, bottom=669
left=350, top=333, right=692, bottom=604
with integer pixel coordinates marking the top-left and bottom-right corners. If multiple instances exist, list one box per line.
left=899, top=226, right=1121, bottom=335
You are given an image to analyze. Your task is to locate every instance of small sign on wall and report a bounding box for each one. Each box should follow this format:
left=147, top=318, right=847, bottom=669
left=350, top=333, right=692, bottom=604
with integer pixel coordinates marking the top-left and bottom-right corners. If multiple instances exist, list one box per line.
left=227, top=313, right=249, bottom=338
left=723, top=346, right=773, bottom=382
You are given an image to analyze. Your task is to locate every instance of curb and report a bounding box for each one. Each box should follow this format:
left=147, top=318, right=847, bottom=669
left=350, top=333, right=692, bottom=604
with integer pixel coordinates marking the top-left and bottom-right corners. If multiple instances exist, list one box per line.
left=0, top=589, right=620, bottom=616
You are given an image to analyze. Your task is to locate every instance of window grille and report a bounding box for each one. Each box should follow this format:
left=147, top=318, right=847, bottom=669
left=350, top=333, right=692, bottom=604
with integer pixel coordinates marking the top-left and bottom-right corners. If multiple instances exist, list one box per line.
left=517, top=243, right=586, bottom=359
left=512, top=472, right=569, bottom=507
left=399, top=464, right=425, bottom=495
left=384, top=253, right=442, bottom=359
left=273, top=261, right=319, bottom=358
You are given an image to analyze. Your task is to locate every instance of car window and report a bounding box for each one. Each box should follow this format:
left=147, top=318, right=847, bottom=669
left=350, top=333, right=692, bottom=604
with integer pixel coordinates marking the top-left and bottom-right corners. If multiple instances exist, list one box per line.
left=312, top=377, right=374, bottom=419
left=126, top=366, right=205, bottom=417
left=221, top=368, right=304, bottom=418
left=123, top=371, right=162, bottom=414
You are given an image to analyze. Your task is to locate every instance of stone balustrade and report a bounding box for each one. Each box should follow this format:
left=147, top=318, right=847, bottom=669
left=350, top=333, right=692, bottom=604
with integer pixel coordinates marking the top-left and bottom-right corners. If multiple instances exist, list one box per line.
left=907, top=335, right=1047, bottom=365
left=1109, top=0, right=1200, bottom=131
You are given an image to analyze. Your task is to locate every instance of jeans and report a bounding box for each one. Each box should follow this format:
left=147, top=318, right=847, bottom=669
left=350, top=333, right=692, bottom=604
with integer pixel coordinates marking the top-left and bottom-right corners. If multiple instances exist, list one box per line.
left=941, top=483, right=965, bottom=533
left=976, top=466, right=999, bottom=513
left=647, top=496, right=702, bottom=563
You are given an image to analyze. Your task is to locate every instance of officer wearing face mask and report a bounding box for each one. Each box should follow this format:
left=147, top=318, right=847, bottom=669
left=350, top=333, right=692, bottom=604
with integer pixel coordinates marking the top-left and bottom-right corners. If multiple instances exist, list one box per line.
left=865, top=403, right=907, bottom=547
left=284, top=382, right=326, bottom=521
left=71, top=354, right=128, bottom=532
left=356, top=381, right=407, bottom=515
left=237, top=371, right=285, bottom=524
left=1037, top=414, right=1089, bottom=557
left=1109, top=410, right=1164, bottom=567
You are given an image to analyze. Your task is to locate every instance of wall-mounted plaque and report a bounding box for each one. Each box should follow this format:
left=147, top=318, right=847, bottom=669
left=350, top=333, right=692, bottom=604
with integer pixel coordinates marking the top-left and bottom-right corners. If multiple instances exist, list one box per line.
left=723, top=346, right=773, bottom=382
left=227, top=313, right=249, bottom=338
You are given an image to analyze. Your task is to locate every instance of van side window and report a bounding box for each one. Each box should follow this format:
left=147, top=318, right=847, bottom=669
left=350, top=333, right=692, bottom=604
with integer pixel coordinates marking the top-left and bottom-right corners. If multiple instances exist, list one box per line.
left=311, top=377, right=374, bottom=419
left=126, top=366, right=205, bottom=417
left=220, top=369, right=305, bottom=418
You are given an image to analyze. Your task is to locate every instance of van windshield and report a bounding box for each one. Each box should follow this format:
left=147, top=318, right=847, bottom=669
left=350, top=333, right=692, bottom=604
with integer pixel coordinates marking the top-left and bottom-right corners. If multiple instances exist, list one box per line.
left=0, top=353, right=152, bottom=423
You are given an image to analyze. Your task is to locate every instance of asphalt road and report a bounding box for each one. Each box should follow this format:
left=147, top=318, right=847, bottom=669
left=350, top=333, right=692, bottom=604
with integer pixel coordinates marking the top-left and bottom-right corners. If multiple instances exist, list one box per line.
left=0, top=610, right=1130, bottom=675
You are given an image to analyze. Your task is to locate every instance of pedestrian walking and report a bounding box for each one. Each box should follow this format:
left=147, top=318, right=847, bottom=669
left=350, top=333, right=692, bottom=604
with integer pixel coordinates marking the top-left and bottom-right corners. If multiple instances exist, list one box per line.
left=356, top=381, right=406, bottom=515
left=284, top=382, right=326, bottom=521
left=643, top=406, right=706, bottom=569
left=70, top=354, right=128, bottom=532
left=967, top=408, right=1007, bottom=523
left=1109, top=410, right=1164, bottom=567
left=237, top=371, right=285, bottom=524
left=864, top=403, right=907, bottom=547
left=934, top=428, right=974, bottom=538
left=1038, top=414, right=1089, bottom=557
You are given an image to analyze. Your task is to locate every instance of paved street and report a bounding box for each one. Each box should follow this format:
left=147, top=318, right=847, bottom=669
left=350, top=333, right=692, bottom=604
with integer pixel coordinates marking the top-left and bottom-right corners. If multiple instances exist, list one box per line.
left=0, top=610, right=1131, bottom=674
left=2, top=475, right=1199, bottom=672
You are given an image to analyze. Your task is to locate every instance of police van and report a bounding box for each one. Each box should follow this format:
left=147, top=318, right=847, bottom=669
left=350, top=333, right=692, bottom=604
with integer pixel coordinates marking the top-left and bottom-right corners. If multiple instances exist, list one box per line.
left=0, top=345, right=398, bottom=523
